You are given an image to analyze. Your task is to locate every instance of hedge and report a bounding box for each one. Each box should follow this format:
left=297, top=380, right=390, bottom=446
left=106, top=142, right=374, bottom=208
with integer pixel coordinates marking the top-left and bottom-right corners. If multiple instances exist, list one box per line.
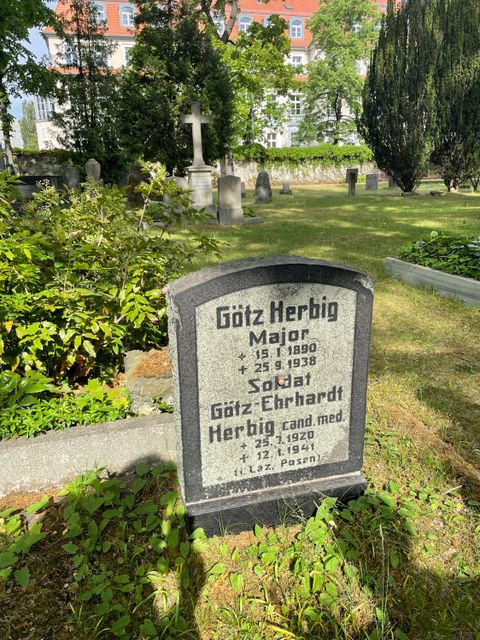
left=233, top=143, right=374, bottom=167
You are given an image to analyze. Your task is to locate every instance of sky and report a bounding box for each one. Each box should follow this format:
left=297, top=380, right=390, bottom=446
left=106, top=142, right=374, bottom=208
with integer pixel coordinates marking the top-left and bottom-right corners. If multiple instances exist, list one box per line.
left=11, top=1, right=55, bottom=119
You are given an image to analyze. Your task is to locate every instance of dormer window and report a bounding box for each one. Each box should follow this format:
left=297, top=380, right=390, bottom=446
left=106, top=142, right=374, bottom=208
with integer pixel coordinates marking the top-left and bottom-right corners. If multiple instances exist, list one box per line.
left=120, top=5, right=135, bottom=28
left=238, top=14, right=253, bottom=33
left=95, top=3, right=106, bottom=23
left=263, top=15, right=272, bottom=27
left=290, top=18, right=304, bottom=39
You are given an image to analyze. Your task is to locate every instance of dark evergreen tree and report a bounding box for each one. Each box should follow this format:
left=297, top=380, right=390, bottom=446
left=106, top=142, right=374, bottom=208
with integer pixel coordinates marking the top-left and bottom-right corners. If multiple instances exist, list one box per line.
left=52, top=0, right=125, bottom=181
left=119, top=1, right=233, bottom=174
left=431, top=0, right=480, bottom=190
left=359, top=0, right=439, bottom=192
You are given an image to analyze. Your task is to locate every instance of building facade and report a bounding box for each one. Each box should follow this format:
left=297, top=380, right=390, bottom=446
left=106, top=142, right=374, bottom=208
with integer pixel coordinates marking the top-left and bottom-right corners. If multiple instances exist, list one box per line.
left=35, top=0, right=386, bottom=150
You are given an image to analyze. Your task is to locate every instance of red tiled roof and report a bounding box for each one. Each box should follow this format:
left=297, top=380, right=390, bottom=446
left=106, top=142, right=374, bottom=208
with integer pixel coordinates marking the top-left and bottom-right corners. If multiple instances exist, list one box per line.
left=45, top=0, right=136, bottom=36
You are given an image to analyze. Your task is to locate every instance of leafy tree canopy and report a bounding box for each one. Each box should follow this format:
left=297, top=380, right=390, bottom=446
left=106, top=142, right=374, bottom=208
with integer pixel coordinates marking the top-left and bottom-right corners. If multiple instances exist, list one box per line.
left=300, top=0, right=379, bottom=145
left=0, top=0, right=55, bottom=161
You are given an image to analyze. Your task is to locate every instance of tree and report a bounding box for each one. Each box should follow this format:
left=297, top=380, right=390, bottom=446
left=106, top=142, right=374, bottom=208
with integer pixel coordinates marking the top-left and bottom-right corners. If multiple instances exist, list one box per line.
left=19, top=101, right=39, bottom=150
left=300, top=0, right=378, bottom=145
left=0, top=0, right=54, bottom=163
left=52, top=0, right=124, bottom=180
left=430, top=0, right=480, bottom=191
left=360, top=0, right=439, bottom=192
left=196, top=2, right=296, bottom=145
left=218, top=16, right=294, bottom=145
left=120, top=1, right=233, bottom=174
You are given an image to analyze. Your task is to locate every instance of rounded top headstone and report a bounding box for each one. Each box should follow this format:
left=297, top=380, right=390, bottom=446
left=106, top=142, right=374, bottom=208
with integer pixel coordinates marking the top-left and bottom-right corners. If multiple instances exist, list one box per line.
left=85, top=158, right=101, bottom=180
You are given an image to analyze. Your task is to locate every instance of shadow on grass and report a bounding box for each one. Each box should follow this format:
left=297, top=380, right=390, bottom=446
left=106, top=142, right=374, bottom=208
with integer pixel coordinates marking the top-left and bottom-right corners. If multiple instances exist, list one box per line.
left=1, top=461, right=479, bottom=639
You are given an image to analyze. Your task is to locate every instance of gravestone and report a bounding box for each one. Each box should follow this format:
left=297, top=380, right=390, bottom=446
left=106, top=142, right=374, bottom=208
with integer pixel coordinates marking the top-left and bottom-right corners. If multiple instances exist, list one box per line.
left=280, top=181, right=292, bottom=195
left=241, top=181, right=246, bottom=199
left=255, top=171, right=272, bottom=203
left=181, top=102, right=215, bottom=215
left=218, top=175, right=243, bottom=225
left=346, top=169, right=358, bottom=196
left=62, top=166, right=80, bottom=190
left=388, top=176, right=397, bottom=188
left=85, top=158, right=101, bottom=181
left=365, top=174, right=378, bottom=190
left=167, top=256, right=374, bottom=535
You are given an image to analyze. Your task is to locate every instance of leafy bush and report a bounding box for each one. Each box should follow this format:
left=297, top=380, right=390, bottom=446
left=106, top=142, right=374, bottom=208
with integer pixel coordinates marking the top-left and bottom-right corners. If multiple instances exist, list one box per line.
left=0, top=379, right=131, bottom=440
left=233, top=143, right=373, bottom=167
left=399, top=231, right=480, bottom=280
left=0, top=165, right=220, bottom=382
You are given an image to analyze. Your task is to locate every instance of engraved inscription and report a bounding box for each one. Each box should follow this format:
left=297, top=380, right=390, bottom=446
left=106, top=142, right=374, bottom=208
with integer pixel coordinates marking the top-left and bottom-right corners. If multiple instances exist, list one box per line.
left=196, top=283, right=357, bottom=488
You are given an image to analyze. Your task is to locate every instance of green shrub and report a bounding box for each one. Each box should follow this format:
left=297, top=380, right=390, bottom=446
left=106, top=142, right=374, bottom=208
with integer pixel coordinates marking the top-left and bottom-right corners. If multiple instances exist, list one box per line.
left=399, top=231, right=480, bottom=280
left=233, top=143, right=373, bottom=167
left=0, top=378, right=131, bottom=440
left=0, top=165, right=220, bottom=382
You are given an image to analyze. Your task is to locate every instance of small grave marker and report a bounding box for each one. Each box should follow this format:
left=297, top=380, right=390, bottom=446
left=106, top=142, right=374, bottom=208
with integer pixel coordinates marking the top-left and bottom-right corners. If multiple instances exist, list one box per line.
left=85, top=158, right=101, bottom=181
left=218, top=175, right=243, bottom=224
left=365, top=174, right=378, bottom=190
left=167, top=256, right=374, bottom=535
left=255, top=171, right=272, bottom=203
left=280, top=181, right=292, bottom=195
left=346, top=169, right=358, bottom=196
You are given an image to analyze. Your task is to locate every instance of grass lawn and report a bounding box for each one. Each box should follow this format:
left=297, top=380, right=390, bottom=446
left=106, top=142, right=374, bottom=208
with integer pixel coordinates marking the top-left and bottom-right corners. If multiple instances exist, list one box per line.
left=1, top=184, right=479, bottom=640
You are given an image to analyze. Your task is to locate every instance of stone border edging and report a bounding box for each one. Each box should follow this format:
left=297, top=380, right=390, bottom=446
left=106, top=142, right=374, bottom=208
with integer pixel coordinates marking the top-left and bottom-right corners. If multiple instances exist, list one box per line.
left=0, top=414, right=176, bottom=498
left=385, top=257, right=480, bottom=307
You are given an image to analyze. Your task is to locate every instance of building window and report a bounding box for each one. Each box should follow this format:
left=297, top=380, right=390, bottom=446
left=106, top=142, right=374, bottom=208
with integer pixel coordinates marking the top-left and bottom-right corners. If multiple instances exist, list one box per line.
left=290, top=93, right=303, bottom=116
left=64, top=43, right=78, bottom=66
left=238, top=14, right=253, bottom=33
left=95, top=2, right=106, bottom=23
left=212, top=13, right=225, bottom=36
left=263, top=15, right=272, bottom=27
left=290, top=18, right=304, bottom=39
left=35, top=97, right=56, bottom=121
left=120, top=5, right=135, bottom=27
left=124, top=44, right=134, bottom=64
left=265, top=132, right=277, bottom=148
left=290, top=54, right=303, bottom=67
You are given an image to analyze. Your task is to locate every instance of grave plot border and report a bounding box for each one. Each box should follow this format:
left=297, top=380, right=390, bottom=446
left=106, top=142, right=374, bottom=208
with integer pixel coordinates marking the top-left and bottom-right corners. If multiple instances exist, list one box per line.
left=385, top=257, right=480, bottom=308
left=168, top=256, right=374, bottom=508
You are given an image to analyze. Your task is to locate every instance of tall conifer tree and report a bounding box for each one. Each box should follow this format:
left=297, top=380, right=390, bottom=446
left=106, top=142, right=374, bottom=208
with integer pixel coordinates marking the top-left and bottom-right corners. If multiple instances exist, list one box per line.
left=431, top=0, right=480, bottom=190
left=360, top=0, right=439, bottom=192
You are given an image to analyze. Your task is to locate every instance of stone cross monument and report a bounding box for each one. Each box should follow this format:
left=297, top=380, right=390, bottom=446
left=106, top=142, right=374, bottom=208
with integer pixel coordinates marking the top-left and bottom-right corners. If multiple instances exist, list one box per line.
left=181, top=102, right=215, bottom=215
left=181, top=102, right=211, bottom=168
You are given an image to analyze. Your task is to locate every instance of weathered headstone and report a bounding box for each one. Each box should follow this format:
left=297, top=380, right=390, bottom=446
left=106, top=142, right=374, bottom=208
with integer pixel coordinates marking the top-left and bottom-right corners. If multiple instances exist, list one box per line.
left=218, top=175, right=243, bottom=225
left=174, top=176, right=188, bottom=190
left=62, top=166, right=80, bottom=190
left=167, top=256, right=374, bottom=535
left=85, top=158, right=101, bottom=181
left=280, top=181, right=292, bottom=195
left=346, top=169, right=358, bottom=196
left=254, top=171, right=272, bottom=203
left=181, top=102, right=215, bottom=215
left=388, top=176, right=397, bottom=188
left=241, top=181, right=246, bottom=199
left=365, top=174, right=378, bottom=190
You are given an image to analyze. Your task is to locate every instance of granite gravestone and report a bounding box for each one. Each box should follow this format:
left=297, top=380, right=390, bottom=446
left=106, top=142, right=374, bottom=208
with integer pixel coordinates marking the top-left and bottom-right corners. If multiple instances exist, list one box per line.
left=85, top=158, right=101, bottom=181
left=255, top=171, right=272, bottom=203
left=63, top=166, right=80, bottom=190
left=218, top=175, right=243, bottom=224
left=346, top=169, right=358, bottom=196
left=365, top=174, right=378, bottom=190
left=280, top=181, right=292, bottom=195
left=167, top=256, right=374, bottom=535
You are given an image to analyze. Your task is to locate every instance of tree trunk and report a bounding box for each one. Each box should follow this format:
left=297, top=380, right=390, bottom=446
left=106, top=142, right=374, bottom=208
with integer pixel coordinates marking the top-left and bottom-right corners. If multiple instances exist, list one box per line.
left=0, top=94, right=14, bottom=167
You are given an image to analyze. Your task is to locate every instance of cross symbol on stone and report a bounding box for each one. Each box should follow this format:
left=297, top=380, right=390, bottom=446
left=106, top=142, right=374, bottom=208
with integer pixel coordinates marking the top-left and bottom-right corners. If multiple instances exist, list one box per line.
left=239, top=365, right=247, bottom=374
left=240, top=442, right=247, bottom=450
left=181, top=101, right=211, bottom=168
left=240, top=454, right=248, bottom=463
left=238, top=353, right=246, bottom=360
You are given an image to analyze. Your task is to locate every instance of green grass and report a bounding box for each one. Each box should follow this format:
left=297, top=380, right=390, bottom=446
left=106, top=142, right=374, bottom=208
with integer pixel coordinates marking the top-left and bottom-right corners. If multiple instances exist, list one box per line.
left=0, top=185, right=479, bottom=640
